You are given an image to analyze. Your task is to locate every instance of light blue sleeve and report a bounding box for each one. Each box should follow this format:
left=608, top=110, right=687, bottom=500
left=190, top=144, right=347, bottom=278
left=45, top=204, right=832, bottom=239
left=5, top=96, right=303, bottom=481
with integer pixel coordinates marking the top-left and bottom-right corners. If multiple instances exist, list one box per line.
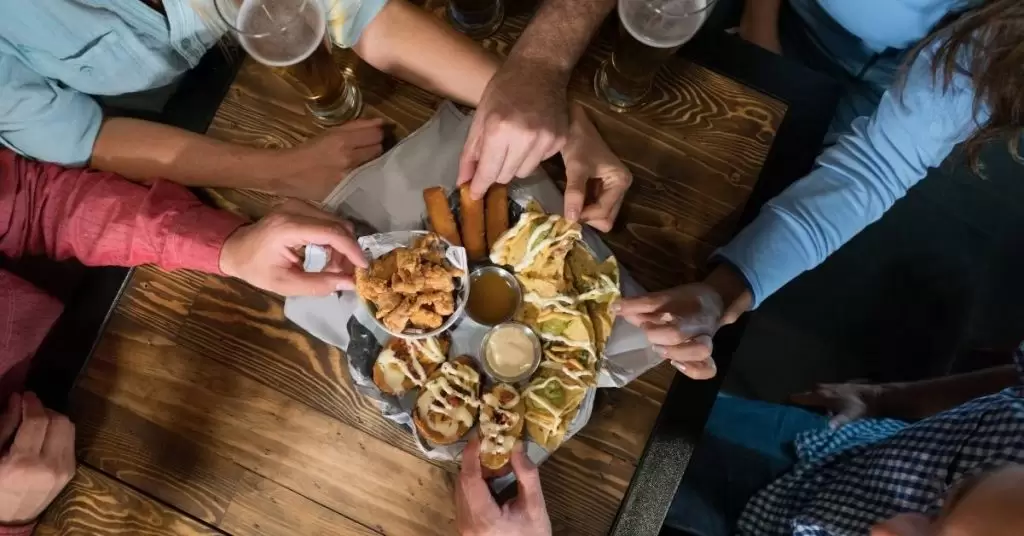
left=716, top=44, right=982, bottom=307
left=0, top=53, right=102, bottom=166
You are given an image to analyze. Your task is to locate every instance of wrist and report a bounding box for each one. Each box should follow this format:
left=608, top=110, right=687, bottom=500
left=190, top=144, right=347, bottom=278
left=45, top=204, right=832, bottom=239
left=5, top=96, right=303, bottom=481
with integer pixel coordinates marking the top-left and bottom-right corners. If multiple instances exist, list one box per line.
left=218, top=224, right=250, bottom=279
left=703, top=263, right=752, bottom=325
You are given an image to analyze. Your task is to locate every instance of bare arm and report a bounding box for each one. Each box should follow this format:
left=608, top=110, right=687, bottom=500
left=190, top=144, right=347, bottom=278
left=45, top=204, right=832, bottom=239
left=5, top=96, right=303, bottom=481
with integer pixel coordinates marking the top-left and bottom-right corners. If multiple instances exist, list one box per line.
left=90, top=116, right=385, bottom=201
left=739, top=0, right=782, bottom=53
left=507, top=0, right=615, bottom=86
left=876, top=365, right=1020, bottom=420
left=353, top=0, right=499, bottom=106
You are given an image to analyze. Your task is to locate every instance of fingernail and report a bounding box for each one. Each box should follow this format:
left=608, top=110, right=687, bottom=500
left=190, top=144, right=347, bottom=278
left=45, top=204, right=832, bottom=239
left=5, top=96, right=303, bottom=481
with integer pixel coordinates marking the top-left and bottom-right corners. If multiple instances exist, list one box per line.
left=610, top=301, right=621, bottom=313
left=567, top=208, right=579, bottom=221
left=652, top=345, right=666, bottom=355
left=672, top=362, right=687, bottom=374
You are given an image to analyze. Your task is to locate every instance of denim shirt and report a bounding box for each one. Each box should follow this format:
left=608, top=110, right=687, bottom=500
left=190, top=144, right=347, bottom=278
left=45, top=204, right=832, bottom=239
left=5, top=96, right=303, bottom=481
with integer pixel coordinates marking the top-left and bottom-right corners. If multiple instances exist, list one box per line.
left=0, top=0, right=384, bottom=166
left=716, top=1, right=984, bottom=307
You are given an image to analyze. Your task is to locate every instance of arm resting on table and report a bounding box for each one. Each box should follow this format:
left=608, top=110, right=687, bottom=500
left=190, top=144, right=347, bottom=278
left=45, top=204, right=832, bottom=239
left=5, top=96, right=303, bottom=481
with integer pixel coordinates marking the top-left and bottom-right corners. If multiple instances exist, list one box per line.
left=876, top=364, right=1020, bottom=421
left=0, top=150, right=244, bottom=273
left=716, top=42, right=983, bottom=307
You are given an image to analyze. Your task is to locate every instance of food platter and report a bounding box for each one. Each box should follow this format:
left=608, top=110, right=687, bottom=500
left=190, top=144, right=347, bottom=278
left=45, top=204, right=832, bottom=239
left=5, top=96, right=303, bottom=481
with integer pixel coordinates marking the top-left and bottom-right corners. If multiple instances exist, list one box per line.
left=347, top=182, right=621, bottom=471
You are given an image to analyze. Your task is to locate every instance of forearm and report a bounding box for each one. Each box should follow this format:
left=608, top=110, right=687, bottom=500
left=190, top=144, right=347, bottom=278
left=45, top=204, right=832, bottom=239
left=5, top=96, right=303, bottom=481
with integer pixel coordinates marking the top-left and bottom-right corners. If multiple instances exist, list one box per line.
left=0, top=151, right=242, bottom=272
left=510, top=0, right=615, bottom=85
left=90, top=117, right=278, bottom=191
left=742, top=0, right=782, bottom=28
left=878, top=365, right=1020, bottom=420
left=354, top=0, right=499, bottom=106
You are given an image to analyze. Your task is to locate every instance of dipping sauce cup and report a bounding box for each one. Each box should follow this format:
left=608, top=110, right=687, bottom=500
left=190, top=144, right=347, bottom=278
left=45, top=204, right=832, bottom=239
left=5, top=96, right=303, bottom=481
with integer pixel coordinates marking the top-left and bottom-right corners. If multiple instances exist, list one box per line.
left=481, top=322, right=542, bottom=384
left=466, top=266, right=522, bottom=326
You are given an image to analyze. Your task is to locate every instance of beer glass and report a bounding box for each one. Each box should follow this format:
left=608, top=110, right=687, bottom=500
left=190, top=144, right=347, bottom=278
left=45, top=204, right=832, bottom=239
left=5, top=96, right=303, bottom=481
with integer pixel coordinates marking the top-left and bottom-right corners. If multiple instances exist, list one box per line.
left=447, top=0, right=504, bottom=39
left=216, top=0, right=362, bottom=123
left=596, top=0, right=716, bottom=110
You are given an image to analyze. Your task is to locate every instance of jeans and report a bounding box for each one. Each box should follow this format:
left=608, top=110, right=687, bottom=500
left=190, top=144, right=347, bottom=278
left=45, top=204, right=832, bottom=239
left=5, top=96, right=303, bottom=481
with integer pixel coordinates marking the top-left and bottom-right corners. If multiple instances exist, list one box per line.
left=663, top=395, right=829, bottom=536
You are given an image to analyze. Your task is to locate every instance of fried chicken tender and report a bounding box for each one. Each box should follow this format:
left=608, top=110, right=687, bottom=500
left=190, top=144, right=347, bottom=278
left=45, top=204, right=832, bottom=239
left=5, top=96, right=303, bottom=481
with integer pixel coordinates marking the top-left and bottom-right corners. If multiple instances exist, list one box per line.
left=355, top=233, right=463, bottom=334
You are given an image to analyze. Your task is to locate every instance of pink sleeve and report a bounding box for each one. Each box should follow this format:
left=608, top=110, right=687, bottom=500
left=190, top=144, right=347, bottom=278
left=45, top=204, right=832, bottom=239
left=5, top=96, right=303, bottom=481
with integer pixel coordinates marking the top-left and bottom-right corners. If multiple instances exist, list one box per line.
left=0, top=523, right=34, bottom=536
left=0, top=151, right=245, bottom=274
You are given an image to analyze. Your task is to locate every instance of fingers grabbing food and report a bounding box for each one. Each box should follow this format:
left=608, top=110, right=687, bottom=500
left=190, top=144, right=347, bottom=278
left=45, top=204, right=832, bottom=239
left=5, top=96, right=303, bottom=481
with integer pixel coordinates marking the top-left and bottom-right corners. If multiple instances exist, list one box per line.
left=414, top=355, right=481, bottom=445
left=479, top=383, right=525, bottom=470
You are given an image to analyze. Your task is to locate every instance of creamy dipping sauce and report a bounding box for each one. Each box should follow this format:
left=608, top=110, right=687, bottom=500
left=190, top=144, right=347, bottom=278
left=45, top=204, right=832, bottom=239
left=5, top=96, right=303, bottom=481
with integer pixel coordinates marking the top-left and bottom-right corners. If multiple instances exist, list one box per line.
left=485, top=325, right=537, bottom=380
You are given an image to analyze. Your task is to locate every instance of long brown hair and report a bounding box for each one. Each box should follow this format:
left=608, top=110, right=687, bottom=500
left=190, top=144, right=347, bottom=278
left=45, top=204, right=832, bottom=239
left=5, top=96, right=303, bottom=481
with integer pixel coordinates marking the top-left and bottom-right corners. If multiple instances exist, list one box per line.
left=902, top=0, right=1024, bottom=171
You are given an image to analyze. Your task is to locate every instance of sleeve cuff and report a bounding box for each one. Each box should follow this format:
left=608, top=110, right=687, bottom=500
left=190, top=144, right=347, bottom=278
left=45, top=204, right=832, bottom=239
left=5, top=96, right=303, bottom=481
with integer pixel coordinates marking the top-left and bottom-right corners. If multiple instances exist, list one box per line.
left=0, top=522, right=35, bottom=536
left=713, top=207, right=816, bottom=309
left=165, top=206, right=246, bottom=275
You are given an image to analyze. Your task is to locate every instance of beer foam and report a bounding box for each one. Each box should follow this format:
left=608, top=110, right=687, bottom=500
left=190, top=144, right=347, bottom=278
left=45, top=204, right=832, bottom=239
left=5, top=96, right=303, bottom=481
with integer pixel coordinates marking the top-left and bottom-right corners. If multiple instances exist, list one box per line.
left=618, top=0, right=709, bottom=49
left=237, top=0, right=326, bottom=67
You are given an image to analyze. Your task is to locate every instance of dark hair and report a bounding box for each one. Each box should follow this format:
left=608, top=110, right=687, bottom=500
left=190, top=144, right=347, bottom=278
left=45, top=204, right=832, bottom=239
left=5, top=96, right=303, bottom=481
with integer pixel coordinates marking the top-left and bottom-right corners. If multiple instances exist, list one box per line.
left=902, top=0, right=1024, bottom=171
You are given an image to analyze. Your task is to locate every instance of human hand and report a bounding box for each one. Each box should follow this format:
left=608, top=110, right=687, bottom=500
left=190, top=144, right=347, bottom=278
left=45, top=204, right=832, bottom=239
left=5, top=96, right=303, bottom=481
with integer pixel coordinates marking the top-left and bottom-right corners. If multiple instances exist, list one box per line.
left=269, top=118, right=385, bottom=201
left=455, top=437, right=551, bottom=536
left=789, top=382, right=887, bottom=429
left=220, top=200, right=368, bottom=296
left=561, top=103, right=632, bottom=232
left=0, top=392, right=76, bottom=526
left=458, top=60, right=569, bottom=200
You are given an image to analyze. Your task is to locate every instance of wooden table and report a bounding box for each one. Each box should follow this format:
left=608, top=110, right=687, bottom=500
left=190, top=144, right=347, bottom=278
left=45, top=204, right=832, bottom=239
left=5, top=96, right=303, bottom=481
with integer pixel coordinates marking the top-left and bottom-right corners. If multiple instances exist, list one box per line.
left=34, top=6, right=837, bottom=536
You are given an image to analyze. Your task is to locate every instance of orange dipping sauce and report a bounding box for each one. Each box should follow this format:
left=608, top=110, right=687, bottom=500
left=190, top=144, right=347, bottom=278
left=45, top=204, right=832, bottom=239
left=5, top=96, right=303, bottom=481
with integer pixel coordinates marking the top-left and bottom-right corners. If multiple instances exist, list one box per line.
left=467, top=269, right=519, bottom=326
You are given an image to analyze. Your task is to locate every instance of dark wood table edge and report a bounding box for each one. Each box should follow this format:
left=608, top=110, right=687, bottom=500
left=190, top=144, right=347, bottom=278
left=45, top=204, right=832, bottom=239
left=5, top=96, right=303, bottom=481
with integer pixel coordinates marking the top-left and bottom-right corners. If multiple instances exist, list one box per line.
left=608, top=32, right=841, bottom=536
left=29, top=44, right=244, bottom=413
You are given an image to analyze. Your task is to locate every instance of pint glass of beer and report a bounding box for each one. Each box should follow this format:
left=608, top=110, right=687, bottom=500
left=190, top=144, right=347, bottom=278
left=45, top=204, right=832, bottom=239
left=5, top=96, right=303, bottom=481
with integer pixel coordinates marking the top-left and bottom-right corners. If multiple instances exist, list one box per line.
left=596, top=0, right=716, bottom=110
left=447, top=0, right=504, bottom=39
left=216, top=0, right=362, bottom=123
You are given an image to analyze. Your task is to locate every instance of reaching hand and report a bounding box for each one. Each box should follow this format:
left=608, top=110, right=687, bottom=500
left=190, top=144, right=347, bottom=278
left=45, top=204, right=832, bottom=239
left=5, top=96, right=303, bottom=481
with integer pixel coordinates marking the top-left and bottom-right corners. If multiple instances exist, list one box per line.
left=790, top=382, right=886, bottom=429
left=271, top=118, right=386, bottom=201
left=0, top=392, right=76, bottom=526
left=616, top=284, right=725, bottom=380
left=220, top=200, right=368, bottom=296
left=455, top=437, right=552, bottom=536
left=561, top=103, right=632, bottom=231
left=458, top=61, right=569, bottom=200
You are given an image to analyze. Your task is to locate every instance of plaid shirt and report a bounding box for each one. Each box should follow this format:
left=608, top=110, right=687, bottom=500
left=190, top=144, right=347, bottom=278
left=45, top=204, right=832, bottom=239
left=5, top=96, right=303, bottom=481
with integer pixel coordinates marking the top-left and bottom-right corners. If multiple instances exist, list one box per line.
left=737, top=345, right=1024, bottom=535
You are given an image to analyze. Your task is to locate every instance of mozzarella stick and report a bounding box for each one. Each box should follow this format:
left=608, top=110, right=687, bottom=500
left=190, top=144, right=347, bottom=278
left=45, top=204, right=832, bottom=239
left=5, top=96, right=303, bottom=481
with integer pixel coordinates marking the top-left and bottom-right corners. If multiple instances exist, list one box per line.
left=485, top=184, right=509, bottom=250
left=459, top=184, right=487, bottom=261
left=423, top=187, right=462, bottom=246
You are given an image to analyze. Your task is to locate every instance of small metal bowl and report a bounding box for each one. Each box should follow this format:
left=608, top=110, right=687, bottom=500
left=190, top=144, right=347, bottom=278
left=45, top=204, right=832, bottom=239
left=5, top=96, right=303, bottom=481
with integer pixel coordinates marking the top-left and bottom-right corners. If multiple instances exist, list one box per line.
left=466, top=265, right=523, bottom=327
left=480, top=322, right=542, bottom=384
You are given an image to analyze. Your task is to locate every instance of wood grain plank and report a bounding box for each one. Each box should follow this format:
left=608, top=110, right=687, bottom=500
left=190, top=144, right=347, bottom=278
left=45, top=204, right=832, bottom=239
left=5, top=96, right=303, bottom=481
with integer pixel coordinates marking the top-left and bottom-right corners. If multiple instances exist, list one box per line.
left=219, top=471, right=381, bottom=536
left=36, top=466, right=223, bottom=536
left=108, top=266, right=213, bottom=344
left=172, top=276, right=455, bottom=472
left=72, top=390, right=244, bottom=526
left=540, top=437, right=635, bottom=535
left=78, top=330, right=458, bottom=536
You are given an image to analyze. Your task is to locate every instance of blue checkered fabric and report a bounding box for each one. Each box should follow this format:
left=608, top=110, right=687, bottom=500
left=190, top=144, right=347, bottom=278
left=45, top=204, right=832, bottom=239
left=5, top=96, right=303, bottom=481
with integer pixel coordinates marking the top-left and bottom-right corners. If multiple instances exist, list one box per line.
left=736, top=346, right=1024, bottom=535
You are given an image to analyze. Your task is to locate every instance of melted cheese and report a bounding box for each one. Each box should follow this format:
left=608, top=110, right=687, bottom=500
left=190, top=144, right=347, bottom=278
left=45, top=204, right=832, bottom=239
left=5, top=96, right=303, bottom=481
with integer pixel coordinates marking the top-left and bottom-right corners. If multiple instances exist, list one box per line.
left=409, top=337, right=447, bottom=364
left=418, top=363, right=481, bottom=438
left=377, top=348, right=427, bottom=391
left=514, top=216, right=581, bottom=272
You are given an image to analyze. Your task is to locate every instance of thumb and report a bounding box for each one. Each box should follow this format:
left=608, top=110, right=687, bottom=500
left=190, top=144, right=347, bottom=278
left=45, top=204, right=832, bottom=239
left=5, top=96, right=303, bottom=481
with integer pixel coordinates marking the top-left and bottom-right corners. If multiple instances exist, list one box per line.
left=509, top=443, right=543, bottom=508
left=271, top=270, right=354, bottom=297
left=0, top=392, right=22, bottom=446
left=563, top=168, right=587, bottom=222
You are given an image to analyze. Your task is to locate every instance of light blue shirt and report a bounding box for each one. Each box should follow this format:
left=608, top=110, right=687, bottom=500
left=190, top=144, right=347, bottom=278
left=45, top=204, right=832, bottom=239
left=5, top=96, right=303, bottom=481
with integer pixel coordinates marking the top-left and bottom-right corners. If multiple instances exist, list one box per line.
left=0, top=0, right=385, bottom=166
left=716, top=1, right=982, bottom=307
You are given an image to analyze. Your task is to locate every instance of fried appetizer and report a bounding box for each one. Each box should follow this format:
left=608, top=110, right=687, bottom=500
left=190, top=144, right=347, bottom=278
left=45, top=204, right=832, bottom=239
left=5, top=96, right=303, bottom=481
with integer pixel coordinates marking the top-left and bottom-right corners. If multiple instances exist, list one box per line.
left=459, top=184, right=487, bottom=261
left=414, top=356, right=482, bottom=445
left=423, top=186, right=462, bottom=247
left=372, top=335, right=451, bottom=396
left=355, top=233, right=464, bottom=334
left=538, top=346, right=599, bottom=387
left=485, top=184, right=509, bottom=250
left=478, top=383, right=525, bottom=470
left=523, top=375, right=587, bottom=452
left=490, top=212, right=581, bottom=277
left=568, top=245, right=621, bottom=355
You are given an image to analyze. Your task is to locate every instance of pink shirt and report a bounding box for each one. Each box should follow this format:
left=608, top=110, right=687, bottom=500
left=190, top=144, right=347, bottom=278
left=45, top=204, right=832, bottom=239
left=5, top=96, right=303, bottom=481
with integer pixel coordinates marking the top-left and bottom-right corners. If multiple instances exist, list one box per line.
left=0, top=150, right=244, bottom=533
